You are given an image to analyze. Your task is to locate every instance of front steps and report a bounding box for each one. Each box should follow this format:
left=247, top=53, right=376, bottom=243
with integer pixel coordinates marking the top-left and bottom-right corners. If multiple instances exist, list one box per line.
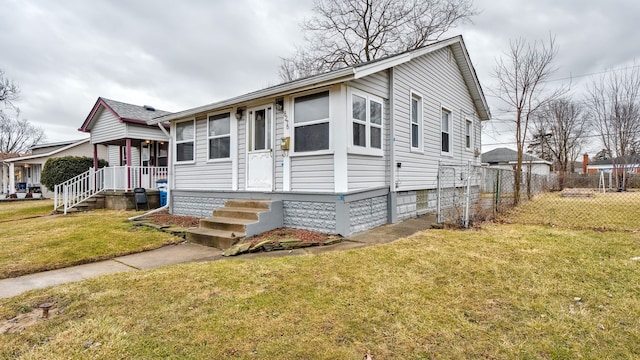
left=187, top=200, right=283, bottom=250
left=55, top=195, right=105, bottom=214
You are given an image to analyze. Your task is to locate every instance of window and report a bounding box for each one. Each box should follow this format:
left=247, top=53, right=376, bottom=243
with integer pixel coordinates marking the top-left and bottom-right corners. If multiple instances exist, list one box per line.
left=465, top=119, right=473, bottom=150
left=208, top=113, right=231, bottom=159
left=350, top=89, right=383, bottom=154
left=441, top=109, right=451, bottom=154
left=175, top=120, right=195, bottom=162
left=293, top=91, right=330, bottom=152
left=410, top=93, right=422, bottom=150
left=157, top=142, right=168, bottom=166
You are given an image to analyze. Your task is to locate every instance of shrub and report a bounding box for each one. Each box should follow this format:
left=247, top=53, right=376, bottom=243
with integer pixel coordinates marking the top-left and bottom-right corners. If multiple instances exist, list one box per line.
left=40, top=156, right=108, bottom=190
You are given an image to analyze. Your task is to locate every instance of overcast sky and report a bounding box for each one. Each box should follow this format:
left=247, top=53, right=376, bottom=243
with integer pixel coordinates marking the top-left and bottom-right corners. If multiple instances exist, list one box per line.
left=1, top=0, right=639, bottom=154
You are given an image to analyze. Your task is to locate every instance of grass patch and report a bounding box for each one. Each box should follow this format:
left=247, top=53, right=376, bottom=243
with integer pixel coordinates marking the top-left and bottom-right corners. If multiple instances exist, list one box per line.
left=0, top=200, right=54, bottom=222
left=0, top=210, right=181, bottom=279
left=501, top=191, right=640, bottom=231
left=1, top=224, right=639, bottom=358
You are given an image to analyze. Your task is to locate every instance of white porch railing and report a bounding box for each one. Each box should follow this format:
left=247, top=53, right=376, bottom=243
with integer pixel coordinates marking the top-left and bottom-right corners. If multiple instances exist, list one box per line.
left=54, top=166, right=168, bottom=214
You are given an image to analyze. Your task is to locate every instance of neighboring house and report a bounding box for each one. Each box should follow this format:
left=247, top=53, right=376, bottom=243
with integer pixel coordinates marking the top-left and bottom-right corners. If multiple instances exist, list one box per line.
left=1, top=139, right=107, bottom=198
left=148, top=35, right=490, bottom=237
left=584, top=154, right=640, bottom=174
left=482, top=148, right=552, bottom=176
left=78, top=97, right=172, bottom=189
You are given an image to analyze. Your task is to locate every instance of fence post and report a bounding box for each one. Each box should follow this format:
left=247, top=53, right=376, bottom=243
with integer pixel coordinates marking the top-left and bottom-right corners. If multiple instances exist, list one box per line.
left=494, top=169, right=501, bottom=215
left=464, top=160, right=472, bottom=228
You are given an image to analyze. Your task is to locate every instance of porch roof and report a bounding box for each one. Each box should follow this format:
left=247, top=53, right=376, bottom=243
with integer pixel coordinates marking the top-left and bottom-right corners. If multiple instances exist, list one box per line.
left=1, top=139, right=90, bottom=164
left=149, top=35, right=491, bottom=124
left=79, top=97, right=172, bottom=132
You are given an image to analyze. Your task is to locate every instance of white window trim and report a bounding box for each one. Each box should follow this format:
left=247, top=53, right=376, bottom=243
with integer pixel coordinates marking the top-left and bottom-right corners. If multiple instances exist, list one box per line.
left=206, top=111, right=232, bottom=163
left=465, top=118, right=473, bottom=151
left=174, top=118, right=196, bottom=164
left=347, top=88, right=384, bottom=157
left=440, top=106, right=453, bottom=156
left=291, top=88, right=332, bottom=156
left=410, top=90, right=423, bottom=153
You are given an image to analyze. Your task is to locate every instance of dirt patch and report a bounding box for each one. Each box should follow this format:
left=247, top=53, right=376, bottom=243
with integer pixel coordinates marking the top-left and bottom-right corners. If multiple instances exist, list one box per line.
left=141, top=210, right=200, bottom=228
left=1, top=304, right=59, bottom=334
left=248, top=228, right=331, bottom=244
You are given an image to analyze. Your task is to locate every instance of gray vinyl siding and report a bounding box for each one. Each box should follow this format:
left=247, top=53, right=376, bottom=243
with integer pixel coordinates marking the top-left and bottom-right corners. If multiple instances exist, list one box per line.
left=173, top=116, right=233, bottom=190
left=274, top=109, right=285, bottom=191
left=347, top=98, right=391, bottom=190
left=290, top=155, right=334, bottom=192
left=392, top=47, right=479, bottom=191
left=348, top=70, right=389, bottom=98
left=126, top=124, right=169, bottom=142
left=108, top=145, right=120, bottom=165
left=91, top=108, right=126, bottom=144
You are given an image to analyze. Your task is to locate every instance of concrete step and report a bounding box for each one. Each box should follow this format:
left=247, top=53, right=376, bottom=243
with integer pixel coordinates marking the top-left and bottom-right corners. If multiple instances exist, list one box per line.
left=224, top=200, right=271, bottom=210
left=213, top=207, right=263, bottom=220
left=187, top=228, right=244, bottom=249
left=199, top=217, right=255, bottom=232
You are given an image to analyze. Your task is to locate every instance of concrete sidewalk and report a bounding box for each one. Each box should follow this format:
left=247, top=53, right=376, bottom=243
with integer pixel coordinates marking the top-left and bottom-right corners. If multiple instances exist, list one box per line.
left=0, top=214, right=436, bottom=299
left=0, top=243, right=223, bottom=299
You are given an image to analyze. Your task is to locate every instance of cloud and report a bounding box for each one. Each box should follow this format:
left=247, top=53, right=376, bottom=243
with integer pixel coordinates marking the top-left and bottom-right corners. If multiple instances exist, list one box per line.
left=1, top=0, right=638, bottom=153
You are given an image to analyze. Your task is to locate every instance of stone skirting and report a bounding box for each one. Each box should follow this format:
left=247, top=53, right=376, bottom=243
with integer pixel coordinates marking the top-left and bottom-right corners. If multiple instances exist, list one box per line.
left=169, top=188, right=391, bottom=236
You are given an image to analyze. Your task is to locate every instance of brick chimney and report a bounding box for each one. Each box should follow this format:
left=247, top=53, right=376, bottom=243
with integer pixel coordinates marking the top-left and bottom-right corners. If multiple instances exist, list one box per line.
left=583, top=153, right=589, bottom=174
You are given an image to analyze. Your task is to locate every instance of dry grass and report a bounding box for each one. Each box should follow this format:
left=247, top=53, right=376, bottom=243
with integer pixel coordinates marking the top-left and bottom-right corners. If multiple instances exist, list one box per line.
left=0, top=200, right=54, bottom=222
left=500, top=191, right=640, bottom=231
left=0, top=210, right=181, bottom=279
left=1, top=223, right=639, bottom=359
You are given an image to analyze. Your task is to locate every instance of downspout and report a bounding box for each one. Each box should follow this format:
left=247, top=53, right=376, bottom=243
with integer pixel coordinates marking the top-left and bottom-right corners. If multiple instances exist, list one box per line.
left=129, top=122, right=171, bottom=221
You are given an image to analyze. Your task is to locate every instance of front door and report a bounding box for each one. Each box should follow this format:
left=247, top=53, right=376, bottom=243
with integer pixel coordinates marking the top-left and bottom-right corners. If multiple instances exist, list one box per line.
left=246, top=105, right=274, bottom=191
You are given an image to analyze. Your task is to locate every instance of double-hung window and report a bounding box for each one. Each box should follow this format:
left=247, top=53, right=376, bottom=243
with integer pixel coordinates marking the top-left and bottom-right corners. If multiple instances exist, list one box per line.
left=293, top=91, right=330, bottom=153
left=465, top=119, right=473, bottom=150
left=208, top=113, right=231, bottom=160
left=350, top=89, right=383, bottom=155
left=175, top=119, right=195, bottom=162
left=410, top=92, right=422, bottom=151
left=441, top=109, right=452, bottom=154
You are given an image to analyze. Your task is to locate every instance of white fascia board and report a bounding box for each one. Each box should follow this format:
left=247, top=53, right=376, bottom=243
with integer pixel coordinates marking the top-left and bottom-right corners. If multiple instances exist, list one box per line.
left=3, top=139, right=90, bottom=163
left=150, top=68, right=355, bottom=124
left=353, top=37, right=461, bottom=80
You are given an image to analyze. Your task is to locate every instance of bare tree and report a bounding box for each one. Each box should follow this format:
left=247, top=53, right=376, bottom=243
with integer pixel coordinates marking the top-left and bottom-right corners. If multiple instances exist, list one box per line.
left=586, top=66, right=640, bottom=190
left=279, top=0, right=477, bottom=81
left=492, top=36, right=565, bottom=204
left=530, top=98, right=589, bottom=188
left=0, top=109, right=46, bottom=154
left=0, top=69, right=45, bottom=154
left=0, top=69, right=20, bottom=107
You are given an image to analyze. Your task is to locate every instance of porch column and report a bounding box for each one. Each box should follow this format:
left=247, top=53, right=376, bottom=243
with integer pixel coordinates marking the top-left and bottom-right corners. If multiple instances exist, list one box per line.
left=9, top=162, right=15, bottom=194
left=1, top=163, right=6, bottom=193
left=126, top=138, right=132, bottom=190
left=93, top=144, right=99, bottom=170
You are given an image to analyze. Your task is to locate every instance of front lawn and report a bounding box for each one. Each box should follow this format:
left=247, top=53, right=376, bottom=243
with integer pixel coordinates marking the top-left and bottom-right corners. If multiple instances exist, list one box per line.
left=1, top=222, right=639, bottom=358
left=0, top=199, right=54, bottom=222
left=0, top=210, right=181, bottom=279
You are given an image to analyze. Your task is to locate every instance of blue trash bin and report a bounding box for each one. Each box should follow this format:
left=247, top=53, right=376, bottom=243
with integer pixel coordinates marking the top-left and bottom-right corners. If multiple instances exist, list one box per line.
left=156, top=180, right=168, bottom=207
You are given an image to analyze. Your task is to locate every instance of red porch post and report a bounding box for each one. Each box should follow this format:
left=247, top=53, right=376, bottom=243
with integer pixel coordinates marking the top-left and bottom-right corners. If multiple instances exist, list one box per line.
left=93, top=144, right=99, bottom=170
left=126, top=138, right=132, bottom=190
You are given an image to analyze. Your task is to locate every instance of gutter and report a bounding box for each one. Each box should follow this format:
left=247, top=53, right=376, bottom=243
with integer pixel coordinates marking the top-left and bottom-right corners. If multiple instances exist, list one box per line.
left=128, top=204, right=169, bottom=221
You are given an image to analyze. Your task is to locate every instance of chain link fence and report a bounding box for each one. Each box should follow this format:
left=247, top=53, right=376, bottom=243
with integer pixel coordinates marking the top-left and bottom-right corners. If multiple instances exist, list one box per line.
left=436, top=161, right=550, bottom=227
left=436, top=162, right=640, bottom=231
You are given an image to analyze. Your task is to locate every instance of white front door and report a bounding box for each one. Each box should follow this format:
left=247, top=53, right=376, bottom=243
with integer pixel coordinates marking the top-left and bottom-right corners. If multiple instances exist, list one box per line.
left=246, top=105, right=274, bottom=191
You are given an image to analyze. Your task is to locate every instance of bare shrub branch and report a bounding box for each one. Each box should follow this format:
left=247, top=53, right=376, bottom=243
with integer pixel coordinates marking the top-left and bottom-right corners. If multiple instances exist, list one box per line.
left=280, top=0, right=477, bottom=81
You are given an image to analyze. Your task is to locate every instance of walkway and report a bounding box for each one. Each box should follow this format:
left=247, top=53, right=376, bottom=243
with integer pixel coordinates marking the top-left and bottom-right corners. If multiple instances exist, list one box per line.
left=0, top=214, right=436, bottom=299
